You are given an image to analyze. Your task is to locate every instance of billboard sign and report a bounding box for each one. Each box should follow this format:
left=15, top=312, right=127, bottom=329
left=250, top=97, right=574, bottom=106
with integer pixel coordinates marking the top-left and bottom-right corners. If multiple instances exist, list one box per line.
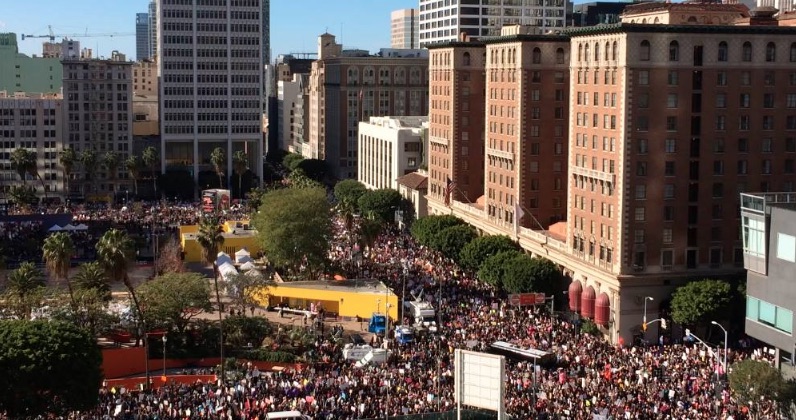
left=454, top=349, right=506, bottom=418
left=508, top=292, right=546, bottom=306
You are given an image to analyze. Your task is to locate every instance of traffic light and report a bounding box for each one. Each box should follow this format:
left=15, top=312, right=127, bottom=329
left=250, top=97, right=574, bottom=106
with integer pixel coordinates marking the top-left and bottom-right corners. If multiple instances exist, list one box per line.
left=642, top=322, right=647, bottom=331
left=661, top=319, right=667, bottom=330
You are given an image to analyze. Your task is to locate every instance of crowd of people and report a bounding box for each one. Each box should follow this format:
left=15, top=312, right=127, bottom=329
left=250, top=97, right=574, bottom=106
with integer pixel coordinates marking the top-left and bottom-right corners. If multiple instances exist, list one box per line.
left=65, top=217, right=786, bottom=420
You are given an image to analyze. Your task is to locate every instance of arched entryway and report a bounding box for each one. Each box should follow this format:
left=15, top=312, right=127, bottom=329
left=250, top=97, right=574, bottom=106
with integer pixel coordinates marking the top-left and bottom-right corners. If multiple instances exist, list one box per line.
left=568, top=280, right=582, bottom=312
left=595, top=292, right=610, bottom=327
left=581, top=286, right=596, bottom=319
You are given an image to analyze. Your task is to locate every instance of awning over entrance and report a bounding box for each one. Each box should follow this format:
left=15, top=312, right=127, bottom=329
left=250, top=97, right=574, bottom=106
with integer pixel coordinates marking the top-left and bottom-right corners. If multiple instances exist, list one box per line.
left=595, top=292, right=610, bottom=326
left=581, top=286, right=596, bottom=319
left=568, top=280, right=583, bottom=311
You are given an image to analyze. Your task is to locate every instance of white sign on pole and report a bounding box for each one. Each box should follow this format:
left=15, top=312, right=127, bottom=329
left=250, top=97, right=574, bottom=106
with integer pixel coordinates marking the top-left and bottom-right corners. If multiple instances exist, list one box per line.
left=454, top=349, right=506, bottom=419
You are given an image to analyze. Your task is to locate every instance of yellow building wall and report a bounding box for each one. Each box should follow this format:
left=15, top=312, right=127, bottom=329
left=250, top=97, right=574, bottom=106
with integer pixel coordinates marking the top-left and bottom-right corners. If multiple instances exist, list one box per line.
left=255, top=284, right=399, bottom=320
left=179, top=221, right=260, bottom=263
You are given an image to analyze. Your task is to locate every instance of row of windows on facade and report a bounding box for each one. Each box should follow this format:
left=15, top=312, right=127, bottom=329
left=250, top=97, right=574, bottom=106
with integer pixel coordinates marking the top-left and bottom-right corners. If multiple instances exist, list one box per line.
left=65, top=94, right=129, bottom=102
left=64, top=141, right=130, bottom=152
left=489, top=87, right=566, bottom=102
left=66, top=122, right=129, bottom=132
left=162, top=61, right=259, bottom=71
left=66, top=114, right=129, bottom=123
left=65, top=83, right=129, bottom=92
left=487, top=70, right=568, bottom=85
left=163, top=87, right=261, bottom=96
left=162, top=36, right=261, bottom=45
left=0, top=118, right=57, bottom=127
left=0, top=130, right=57, bottom=139
left=162, top=48, right=260, bottom=58
left=163, top=125, right=260, bottom=134
left=163, top=74, right=260, bottom=84
left=633, top=70, right=790, bottom=88
left=67, top=103, right=128, bottom=112
left=0, top=109, right=55, bottom=117
left=163, top=113, right=260, bottom=121
left=632, top=40, right=796, bottom=64
left=487, top=140, right=565, bottom=156
left=0, top=141, right=58, bottom=149
left=162, top=0, right=261, bottom=5
left=163, top=100, right=261, bottom=109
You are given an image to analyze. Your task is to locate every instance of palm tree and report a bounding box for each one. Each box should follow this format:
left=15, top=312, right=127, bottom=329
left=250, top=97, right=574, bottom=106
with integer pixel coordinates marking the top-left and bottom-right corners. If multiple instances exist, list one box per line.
left=79, top=149, right=98, bottom=196
left=96, top=228, right=151, bottom=386
left=8, top=185, right=36, bottom=212
left=24, top=150, right=48, bottom=203
left=125, top=155, right=141, bottom=197
left=102, top=151, right=120, bottom=195
left=142, top=146, right=158, bottom=198
left=196, top=214, right=226, bottom=381
left=210, top=147, right=226, bottom=189
left=5, top=262, right=45, bottom=319
left=232, top=150, right=248, bottom=199
left=42, top=232, right=76, bottom=308
left=10, top=148, right=33, bottom=186
left=59, top=147, right=77, bottom=197
left=73, top=261, right=111, bottom=302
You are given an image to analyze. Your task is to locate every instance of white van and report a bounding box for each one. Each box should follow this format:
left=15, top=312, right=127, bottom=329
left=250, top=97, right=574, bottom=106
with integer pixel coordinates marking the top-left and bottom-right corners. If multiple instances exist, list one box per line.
left=265, top=411, right=312, bottom=420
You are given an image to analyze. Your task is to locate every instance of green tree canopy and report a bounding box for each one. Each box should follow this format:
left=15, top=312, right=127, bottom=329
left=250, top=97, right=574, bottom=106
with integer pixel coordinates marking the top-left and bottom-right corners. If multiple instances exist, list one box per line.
left=429, top=224, right=477, bottom=262
left=477, top=250, right=523, bottom=289
left=410, top=215, right=465, bottom=247
left=334, top=179, right=367, bottom=214
left=137, top=272, right=212, bottom=333
left=282, top=153, right=304, bottom=172
left=296, top=158, right=328, bottom=182
left=729, top=359, right=796, bottom=416
left=357, top=189, right=403, bottom=225
left=0, top=320, right=102, bottom=417
left=226, top=271, right=274, bottom=314
left=252, top=187, right=332, bottom=276
left=670, top=278, right=732, bottom=326
left=287, top=168, right=324, bottom=189
left=459, top=235, right=519, bottom=272
left=2, top=262, right=46, bottom=319
left=501, top=255, right=562, bottom=295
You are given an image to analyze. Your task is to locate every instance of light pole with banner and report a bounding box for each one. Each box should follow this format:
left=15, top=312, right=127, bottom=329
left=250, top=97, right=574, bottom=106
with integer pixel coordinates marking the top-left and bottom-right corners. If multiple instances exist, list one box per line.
left=711, top=321, right=728, bottom=374
left=161, top=335, right=167, bottom=382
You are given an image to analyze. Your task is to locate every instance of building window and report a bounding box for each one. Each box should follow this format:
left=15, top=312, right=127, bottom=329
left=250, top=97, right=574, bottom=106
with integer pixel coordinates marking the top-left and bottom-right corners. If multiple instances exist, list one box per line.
left=661, top=250, right=674, bottom=267
left=742, top=216, right=765, bottom=258
left=638, top=70, right=649, bottom=85
left=717, top=71, right=727, bottom=86
left=635, top=184, right=646, bottom=199
left=718, top=41, right=728, bottom=62
left=791, top=42, right=796, bottom=62
left=662, top=228, right=673, bottom=243
left=640, top=40, right=651, bottom=61
left=664, top=184, right=675, bottom=199
left=635, top=207, right=645, bottom=221
left=777, top=233, right=796, bottom=262
left=669, top=41, right=679, bottom=61
left=766, top=42, right=777, bottom=62
left=747, top=296, right=793, bottom=335
left=667, top=94, right=678, bottom=108
left=742, top=41, right=752, bottom=62
left=532, top=47, right=541, bottom=64
left=634, top=229, right=645, bottom=243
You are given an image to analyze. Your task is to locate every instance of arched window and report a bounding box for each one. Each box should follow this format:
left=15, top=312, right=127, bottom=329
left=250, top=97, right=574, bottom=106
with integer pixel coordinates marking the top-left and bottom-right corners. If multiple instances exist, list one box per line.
left=687, top=16, right=697, bottom=23
left=556, top=48, right=565, bottom=64
left=584, top=44, right=590, bottom=62
left=501, top=49, right=505, bottom=64
left=612, top=41, right=618, bottom=60
left=463, top=52, right=471, bottom=66
left=766, top=42, right=776, bottom=62
left=718, top=41, right=728, bottom=62
left=578, top=44, right=583, bottom=62
left=604, top=42, right=610, bottom=61
left=640, top=40, right=650, bottom=61
left=654, top=17, right=660, bottom=23
left=594, top=43, right=600, bottom=62
left=791, top=42, right=796, bottom=62
left=532, top=47, right=542, bottom=64
left=669, top=41, right=679, bottom=61
left=742, top=41, right=752, bottom=62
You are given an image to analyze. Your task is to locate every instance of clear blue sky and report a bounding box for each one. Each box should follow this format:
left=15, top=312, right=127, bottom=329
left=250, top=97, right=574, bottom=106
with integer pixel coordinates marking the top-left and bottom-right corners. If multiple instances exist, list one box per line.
left=1, top=0, right=418, bottom=59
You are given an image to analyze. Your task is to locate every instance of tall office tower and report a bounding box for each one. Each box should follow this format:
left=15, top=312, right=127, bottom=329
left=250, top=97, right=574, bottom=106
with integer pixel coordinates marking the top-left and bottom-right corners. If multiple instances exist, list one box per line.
left=62, top=53, right=133, bottom=198
left=136, top=12, right=150, bottom=61
left=158, top=0, right=265, bottom=187
left=391, top=9, right=420, bottom=49
left=756, top=0, right=795, bottom=13
left=262, top=0, right=270, bottom=64
left=426, top=36, right=486, bottom=211
left=0, top=91, right=64, bottom=200
left=418, top=0, right=567, bottom=47
left=307, top=33, right=428, bottom=179
left=148, top=0, right=158, bottom=59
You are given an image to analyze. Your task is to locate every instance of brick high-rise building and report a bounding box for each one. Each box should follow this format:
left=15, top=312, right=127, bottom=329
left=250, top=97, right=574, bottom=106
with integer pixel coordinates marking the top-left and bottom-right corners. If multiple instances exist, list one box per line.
left=426, top=37, right=486, bottom=209
left=426, top=5, right=796, bottom=343
left=307, top=33, right=428, bottom=179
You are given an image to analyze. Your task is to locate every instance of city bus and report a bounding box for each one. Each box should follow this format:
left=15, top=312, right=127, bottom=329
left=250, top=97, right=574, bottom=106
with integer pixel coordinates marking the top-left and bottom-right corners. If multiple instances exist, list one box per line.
left=488, top=341, right=557, bottom=367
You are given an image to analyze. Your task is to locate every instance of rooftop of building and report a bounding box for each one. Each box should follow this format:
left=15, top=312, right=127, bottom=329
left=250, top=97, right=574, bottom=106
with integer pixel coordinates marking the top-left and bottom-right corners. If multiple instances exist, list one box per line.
left=274, top=278, right=393, bottom=295
left=741, top=192, right=796, bottom=214
left=0, top=91, right=62, bottom=99
left=621, top=1, right=750, bottom=16
left=564, top=21, right=796, bottom=35
left=396, top=172, right=428, bottom=191
left=364, top=115, right=428, bottom=130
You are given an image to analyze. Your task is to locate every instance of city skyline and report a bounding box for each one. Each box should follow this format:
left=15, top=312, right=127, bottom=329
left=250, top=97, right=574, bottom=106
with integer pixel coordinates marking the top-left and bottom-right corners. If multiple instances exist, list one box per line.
left=2, top=0, right=419, bottom=60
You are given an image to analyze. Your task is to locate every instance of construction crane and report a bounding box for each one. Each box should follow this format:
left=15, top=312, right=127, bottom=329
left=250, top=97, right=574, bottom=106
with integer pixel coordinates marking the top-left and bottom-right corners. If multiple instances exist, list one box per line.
left=21, top=25, right=134, bottom=42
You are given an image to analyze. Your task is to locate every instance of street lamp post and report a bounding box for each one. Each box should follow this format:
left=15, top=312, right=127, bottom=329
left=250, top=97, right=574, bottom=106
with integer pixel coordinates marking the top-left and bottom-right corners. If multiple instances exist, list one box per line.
left=642, top=296, right=654, bottom=324
left=162, top=335, right=167, bottom=379
left=712, top=321, right=728, bottom=374
left=401, top=260, right=409, bottom=323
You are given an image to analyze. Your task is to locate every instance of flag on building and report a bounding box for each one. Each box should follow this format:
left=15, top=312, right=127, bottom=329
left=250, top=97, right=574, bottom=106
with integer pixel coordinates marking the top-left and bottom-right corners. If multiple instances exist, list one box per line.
left=514, top=202, right=525, bottom=236
left=444, top=177, right=455, bottom=206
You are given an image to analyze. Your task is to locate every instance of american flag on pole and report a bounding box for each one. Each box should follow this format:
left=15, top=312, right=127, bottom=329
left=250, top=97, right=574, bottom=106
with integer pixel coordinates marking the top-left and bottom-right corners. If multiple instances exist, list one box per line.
left=514, top=202, right=525, bottom=236
left=443, top=177, right=455, bottom=206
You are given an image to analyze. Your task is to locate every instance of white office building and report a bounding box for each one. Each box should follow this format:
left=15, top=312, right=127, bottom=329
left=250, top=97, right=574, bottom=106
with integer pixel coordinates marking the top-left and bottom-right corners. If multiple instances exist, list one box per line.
left=419, top=0, right=567, bottom=47
left=391, top=9, right=420, bottom=49
left=277, top=73, right=308, bottom=152
left=357, top=116, right=426, bottom=190
left=158, top=0, right=265, bottom=185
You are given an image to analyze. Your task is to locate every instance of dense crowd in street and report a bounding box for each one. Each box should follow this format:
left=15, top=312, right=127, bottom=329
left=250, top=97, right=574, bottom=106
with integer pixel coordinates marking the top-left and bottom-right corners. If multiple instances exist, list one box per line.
left=0, top=202, right=249, bottom=266
left=64, top=217, right=785, bottom=420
